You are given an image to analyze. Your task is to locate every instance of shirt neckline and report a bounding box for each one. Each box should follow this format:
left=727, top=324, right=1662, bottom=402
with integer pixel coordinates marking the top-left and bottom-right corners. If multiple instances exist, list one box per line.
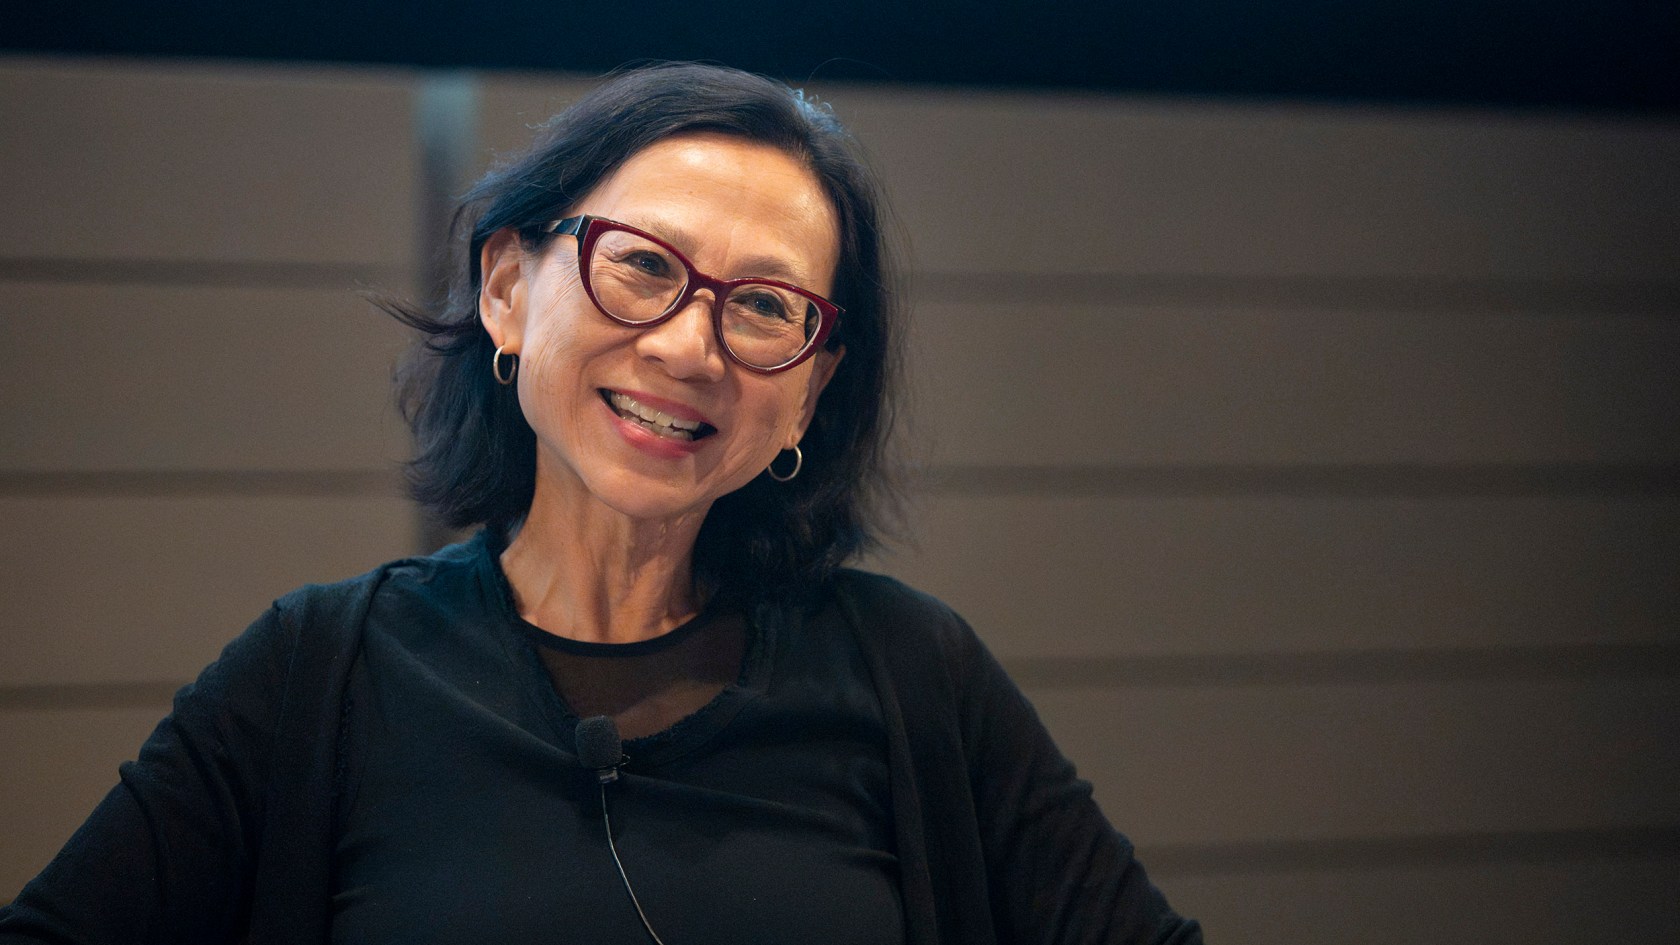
left=471, top=527, right=777, bottom=766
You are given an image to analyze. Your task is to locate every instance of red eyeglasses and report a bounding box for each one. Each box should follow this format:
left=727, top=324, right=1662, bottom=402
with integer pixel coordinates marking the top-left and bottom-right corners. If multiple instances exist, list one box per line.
left=541, top=215, right=841, bottom=373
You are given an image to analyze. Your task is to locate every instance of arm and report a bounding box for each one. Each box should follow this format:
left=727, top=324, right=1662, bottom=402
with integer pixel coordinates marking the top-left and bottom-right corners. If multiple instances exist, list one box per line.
left=0, top=605, right=296, bottom=945
left=947, top=617, right=1204, bottom=945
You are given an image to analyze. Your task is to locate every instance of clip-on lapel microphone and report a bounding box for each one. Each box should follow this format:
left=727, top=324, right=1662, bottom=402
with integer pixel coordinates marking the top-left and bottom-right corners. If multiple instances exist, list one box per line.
left=576, top=715, right=668, bottom=945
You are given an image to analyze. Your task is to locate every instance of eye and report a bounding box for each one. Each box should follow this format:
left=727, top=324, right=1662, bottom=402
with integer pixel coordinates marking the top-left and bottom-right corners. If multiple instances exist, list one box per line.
left=624, top=250, right=672, bottom=277
left=737, top=289, right=792, bottom=320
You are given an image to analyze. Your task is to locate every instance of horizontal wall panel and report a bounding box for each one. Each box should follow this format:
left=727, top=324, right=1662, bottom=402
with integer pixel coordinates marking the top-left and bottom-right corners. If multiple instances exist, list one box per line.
left=0, top=494, right=418, bottom=687
left=1156, top=854, right=1680, bottom=945
left=1028, top=676, right=1680, bottom=847
left=872, top=493, right=1680, bottom=659
left=0, top=705, right=172, bottom=902
left=837, top=89, right=1680, bottom=282
left=0, top=282, right=412, bottom=472
left=0, top=58, right=416, bottom=268
left=911, top=302, right=1680, bottom=467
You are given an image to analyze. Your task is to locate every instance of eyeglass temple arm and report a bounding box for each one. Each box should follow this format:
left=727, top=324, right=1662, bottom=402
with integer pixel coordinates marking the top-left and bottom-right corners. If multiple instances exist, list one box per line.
left=543, top=216, right=587, bottom=237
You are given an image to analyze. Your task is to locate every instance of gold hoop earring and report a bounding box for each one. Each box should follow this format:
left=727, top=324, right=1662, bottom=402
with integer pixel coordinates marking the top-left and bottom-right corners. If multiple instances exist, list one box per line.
left=492, top=345, right=518, bottom=386
left=767, top=444, right=803, bottom=482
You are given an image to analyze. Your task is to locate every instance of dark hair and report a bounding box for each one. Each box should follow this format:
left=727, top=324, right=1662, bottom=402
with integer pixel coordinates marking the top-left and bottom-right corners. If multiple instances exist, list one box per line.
left=389, top=62, right=903, bottom=603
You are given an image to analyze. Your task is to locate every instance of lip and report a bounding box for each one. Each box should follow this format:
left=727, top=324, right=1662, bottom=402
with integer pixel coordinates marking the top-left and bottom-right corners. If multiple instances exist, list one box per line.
left=598, top=388, right=715, bottom=459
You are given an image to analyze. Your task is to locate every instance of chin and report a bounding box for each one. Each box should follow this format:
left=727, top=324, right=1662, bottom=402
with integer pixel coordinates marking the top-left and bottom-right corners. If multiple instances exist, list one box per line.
left=590, top=470, right=721, bottom=524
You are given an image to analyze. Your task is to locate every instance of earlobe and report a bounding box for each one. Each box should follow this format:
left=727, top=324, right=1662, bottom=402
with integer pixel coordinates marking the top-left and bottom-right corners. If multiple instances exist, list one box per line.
left=479, top=228, right=528, bottom=349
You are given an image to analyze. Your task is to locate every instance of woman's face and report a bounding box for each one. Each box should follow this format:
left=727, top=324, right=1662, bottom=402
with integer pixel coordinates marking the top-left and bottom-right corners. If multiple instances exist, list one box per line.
left=479, top=133, right=843, bottom=525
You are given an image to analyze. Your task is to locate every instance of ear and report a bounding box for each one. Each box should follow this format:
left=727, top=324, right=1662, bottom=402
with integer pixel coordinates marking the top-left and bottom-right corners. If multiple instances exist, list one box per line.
left=478, top=228, right=529, bottom=350
left=789, top=345, right=845, bottom=448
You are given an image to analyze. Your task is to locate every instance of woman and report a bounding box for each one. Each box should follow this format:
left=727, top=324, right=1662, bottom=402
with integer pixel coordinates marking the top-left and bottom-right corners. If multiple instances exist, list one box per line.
left=0, top=64, right=1202, bottom=945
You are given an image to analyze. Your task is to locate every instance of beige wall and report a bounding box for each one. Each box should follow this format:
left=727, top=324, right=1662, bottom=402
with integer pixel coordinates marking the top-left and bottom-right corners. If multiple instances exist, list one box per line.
left=0, top=57, right=423, bottom=894
left=3, top=57, right=1677, bottom=941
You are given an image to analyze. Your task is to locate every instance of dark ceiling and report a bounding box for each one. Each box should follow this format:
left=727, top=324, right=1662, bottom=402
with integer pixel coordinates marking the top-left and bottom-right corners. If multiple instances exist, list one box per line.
left=8, top=0, right=1678, bottom=114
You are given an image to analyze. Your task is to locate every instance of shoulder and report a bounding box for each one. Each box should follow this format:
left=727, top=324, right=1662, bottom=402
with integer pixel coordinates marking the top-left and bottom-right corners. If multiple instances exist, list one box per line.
left=219, top=534, right=485, bottom=679
left=829, top=568, right=965, bottom=629
left=827, top=568, right=991, bottom=678
left=270, top=533, right=484, bottom=628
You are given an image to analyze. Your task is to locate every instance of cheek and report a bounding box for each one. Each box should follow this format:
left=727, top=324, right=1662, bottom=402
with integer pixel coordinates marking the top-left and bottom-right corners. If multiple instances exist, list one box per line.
left=517, top=305, right=599, bottom=411
left=742, top=377, right=812, bottom=447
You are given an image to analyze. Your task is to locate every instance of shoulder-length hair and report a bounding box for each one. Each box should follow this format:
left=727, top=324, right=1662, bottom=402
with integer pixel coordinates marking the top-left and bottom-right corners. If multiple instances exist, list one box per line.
left=389, top=62, right=903, bottom=603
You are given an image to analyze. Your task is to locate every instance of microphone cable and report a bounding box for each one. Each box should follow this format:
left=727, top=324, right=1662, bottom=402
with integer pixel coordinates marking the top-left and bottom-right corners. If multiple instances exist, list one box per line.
left=576, top=715, right=668, bottom=945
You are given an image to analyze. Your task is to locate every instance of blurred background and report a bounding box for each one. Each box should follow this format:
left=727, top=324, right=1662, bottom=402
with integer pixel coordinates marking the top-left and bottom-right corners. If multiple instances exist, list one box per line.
left=2, top=2, right=1677, bottom=941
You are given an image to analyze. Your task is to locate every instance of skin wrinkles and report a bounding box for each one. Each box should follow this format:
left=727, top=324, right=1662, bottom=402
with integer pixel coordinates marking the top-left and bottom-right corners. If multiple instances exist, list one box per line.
left=618, top=211, right=826, bottom=287
left=478, top=133, right=844, bottom=644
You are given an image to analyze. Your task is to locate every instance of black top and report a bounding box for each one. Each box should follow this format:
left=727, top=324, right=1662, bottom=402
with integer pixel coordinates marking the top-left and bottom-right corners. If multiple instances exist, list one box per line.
left=0, top=538, right=1201, bottom=945
left=329, top=531, right=904, bottom=944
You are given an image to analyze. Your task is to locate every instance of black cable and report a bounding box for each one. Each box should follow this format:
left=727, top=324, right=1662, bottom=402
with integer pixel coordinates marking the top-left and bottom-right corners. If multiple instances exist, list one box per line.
left=597, top=780, right=667, bottom=945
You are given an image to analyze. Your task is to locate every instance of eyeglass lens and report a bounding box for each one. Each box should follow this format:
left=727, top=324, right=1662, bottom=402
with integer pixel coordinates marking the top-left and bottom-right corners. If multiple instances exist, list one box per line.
left=587, top=228, right=820, bottom=369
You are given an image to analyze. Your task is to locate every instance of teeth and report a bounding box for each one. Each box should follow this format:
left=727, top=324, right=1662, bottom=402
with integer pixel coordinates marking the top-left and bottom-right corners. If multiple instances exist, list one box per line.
left=608, top=391, right=704, bottom=439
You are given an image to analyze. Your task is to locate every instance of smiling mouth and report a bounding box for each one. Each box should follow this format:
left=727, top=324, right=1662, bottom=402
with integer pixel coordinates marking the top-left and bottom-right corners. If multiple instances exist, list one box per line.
left=602, top=390, right=717, bottom=442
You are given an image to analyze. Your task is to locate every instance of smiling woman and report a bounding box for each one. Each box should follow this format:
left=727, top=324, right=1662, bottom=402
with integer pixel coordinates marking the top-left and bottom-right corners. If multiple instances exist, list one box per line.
left=395, top=67, right=900, bottom=609
left=0, top=63, right=1202, bottom=945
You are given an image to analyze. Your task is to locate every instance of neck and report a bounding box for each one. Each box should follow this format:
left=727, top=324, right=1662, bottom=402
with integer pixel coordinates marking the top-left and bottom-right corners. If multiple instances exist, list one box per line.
left=499, top=468, right=709, bottom=645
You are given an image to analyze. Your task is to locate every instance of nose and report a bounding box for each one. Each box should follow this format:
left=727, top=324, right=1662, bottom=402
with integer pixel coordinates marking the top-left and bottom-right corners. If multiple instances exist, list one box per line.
left=635, top=291, right=728, bottom=382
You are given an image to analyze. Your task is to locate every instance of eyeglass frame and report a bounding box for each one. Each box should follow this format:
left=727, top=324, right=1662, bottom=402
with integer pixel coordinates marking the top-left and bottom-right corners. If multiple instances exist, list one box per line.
left=535, top=214, right=843, bottom=374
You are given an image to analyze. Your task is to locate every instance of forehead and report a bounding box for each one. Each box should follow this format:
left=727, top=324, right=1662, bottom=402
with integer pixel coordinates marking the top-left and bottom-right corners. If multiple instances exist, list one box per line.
left=576, top=133, right=841, bottom=288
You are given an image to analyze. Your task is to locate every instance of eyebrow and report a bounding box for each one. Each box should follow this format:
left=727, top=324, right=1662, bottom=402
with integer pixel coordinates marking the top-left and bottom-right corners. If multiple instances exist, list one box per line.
left=621, top=214, right=815, bottom=286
